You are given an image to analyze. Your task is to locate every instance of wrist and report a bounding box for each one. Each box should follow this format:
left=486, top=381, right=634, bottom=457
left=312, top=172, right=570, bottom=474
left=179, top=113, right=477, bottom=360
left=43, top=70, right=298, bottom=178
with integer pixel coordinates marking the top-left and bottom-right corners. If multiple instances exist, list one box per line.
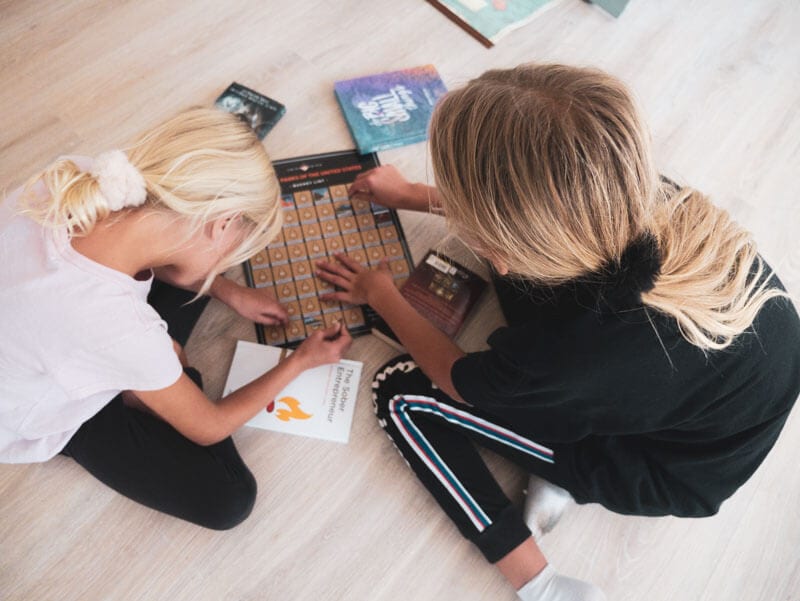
left=366, top=277, right=403, bottom=311
left=284, top=349, right=312, bottom=374
left=407, top=183, right=435, bottom=212
left=210, top=275, right=239, bottom=305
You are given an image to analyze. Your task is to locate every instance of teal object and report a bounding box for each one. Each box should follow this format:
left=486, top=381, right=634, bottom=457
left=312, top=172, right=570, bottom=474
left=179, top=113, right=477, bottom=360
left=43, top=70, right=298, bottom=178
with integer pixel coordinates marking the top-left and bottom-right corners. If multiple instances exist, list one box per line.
left=334, top=65, right=448, bottom=154
left=592, top=0, right=630, bottom=18
left=436, top=0, right=553, bottom=41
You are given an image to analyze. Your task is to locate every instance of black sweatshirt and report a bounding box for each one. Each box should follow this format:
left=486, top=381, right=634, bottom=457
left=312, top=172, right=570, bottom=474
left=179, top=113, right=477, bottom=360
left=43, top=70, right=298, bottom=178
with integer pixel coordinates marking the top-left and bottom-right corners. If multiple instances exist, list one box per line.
left=451, top=238, right=800, bottom=516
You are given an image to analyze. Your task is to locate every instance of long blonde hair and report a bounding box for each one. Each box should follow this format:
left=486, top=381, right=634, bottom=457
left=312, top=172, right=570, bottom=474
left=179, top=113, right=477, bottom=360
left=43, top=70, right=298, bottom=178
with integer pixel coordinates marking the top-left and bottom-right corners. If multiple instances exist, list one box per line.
left=19, top=107, right=282, bottom=294
left=430, top=63, right=787, bottom=351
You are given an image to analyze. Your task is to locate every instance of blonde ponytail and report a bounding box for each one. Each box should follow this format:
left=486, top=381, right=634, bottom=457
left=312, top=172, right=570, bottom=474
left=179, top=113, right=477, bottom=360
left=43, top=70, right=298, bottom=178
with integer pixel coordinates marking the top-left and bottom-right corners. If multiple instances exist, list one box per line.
left=21, top=159, right=112, bottom=235
left=19, top=107, right=282, bottom=295
left=643, top=187, right=788, bottom=351
left=430, top=63, right=789, bottom=352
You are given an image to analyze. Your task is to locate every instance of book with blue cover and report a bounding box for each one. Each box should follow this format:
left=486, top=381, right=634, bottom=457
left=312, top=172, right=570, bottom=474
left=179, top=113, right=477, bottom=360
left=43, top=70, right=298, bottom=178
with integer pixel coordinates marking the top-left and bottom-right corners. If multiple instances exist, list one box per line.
left=334, top=65, right=448, bottom=154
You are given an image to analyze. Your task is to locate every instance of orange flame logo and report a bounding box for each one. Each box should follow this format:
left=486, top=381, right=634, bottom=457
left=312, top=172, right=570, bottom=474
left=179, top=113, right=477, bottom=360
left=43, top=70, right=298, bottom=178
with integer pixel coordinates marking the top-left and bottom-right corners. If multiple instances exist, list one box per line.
left=274, top=397, right=312, bottom=422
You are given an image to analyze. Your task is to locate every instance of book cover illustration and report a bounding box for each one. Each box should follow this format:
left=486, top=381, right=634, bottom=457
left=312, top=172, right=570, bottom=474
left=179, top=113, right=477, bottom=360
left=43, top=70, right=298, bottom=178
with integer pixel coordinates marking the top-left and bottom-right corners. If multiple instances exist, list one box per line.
left=426, top=0, right=556, bottom=47
left=215, top=82, right=286, bottom=139
left=334, top=65, right=447, bottom=154
left=223, top=341, right=363, bottom=444
left=370, top=250, right=487, bottom=350
left=243, top=150, right=415, bottom=348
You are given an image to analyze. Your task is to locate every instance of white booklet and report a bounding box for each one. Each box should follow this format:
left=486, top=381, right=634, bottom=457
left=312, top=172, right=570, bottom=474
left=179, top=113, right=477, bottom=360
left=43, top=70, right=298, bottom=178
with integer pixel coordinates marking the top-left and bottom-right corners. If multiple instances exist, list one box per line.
left=223, top=340, right=363, bottom=444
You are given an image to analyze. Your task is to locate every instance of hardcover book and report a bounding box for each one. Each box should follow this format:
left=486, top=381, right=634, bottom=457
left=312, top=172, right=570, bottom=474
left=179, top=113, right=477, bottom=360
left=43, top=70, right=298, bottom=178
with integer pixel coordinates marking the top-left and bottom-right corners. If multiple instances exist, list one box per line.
left=426, top=0, right=556, bottom=48
left=223, top=340, right=363, bottom=444
left=334, top=65, right=447, bottom=154
left=369, top=250, right=487, bottom=351
left=215, top=82, right=286, bottom=139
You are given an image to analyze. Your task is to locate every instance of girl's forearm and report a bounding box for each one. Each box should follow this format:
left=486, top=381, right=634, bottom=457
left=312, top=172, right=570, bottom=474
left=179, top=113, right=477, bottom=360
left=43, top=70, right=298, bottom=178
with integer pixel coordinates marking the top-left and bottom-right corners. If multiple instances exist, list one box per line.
left=368, top=283, right=465, bottom=402
left=407, top=183, right=442, bottom=214
left=151, top=267, right=238, bottom=305
left=212, top=352, right=309, bottom=440
left=133, top=351, right=311, bottom=446
left=207, top=274, right=240, bottom=305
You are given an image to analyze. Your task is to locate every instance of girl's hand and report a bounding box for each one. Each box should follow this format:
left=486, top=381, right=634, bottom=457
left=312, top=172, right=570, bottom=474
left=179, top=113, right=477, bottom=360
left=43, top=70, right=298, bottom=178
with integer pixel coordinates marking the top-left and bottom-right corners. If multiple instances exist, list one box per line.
left=227, top=283, right=289, bottom=325
left=316, top=253, right=395, bottom=306
left=348, top=165, right=419, bottom=211
left=292, top=323, right=353, bottom=371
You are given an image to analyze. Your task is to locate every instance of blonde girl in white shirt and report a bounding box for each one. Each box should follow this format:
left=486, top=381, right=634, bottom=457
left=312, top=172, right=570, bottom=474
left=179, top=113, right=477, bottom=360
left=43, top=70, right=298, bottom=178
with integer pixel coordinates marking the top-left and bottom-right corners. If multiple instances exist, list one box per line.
left=0, top=107, right=350, bottom=528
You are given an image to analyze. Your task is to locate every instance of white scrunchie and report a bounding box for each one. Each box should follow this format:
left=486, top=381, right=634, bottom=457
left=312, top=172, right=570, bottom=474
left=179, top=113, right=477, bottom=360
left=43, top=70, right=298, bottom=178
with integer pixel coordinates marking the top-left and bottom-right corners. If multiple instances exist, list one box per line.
left=90, top=150, right=147, bottom=211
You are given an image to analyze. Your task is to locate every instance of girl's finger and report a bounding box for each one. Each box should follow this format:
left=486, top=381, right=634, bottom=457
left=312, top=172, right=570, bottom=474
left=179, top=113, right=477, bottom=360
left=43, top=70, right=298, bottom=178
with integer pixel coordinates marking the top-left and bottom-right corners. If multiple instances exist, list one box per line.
left=347, top=182, right=368, bottom=197
left=334, top=253, right=364, bottom=272
left=325, top=322, right=352, bottom=347
left=260, top=313, right=288, bottom=326
left=316, top=270, right=351, bottom=290
left=333, top=328, right=353, bottom=352
left=316, top=259, right=355, bottom=278
left=319, top=291, right=351, bottom=303
left=265, top=305, right=289, bottom=319
left=304, top=329, right=325, bottom=344
left=320, top=322, right=343, bottom=340
left=347, top=175, right=372, bottom=197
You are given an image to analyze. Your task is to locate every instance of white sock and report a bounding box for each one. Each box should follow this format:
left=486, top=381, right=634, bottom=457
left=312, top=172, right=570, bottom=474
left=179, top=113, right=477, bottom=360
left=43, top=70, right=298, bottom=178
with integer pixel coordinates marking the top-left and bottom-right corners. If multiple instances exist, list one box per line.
left=523, top=475, right=573, bottom=541
left=517, top=565, right=606, bottom=601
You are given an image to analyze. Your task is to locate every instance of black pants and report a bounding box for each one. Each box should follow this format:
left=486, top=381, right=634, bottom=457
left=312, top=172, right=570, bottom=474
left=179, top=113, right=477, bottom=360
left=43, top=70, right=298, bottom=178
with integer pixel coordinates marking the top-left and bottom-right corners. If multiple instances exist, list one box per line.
left=61, top=280, right=257, bottom=530
left=372, top=355, right=572, bottom=564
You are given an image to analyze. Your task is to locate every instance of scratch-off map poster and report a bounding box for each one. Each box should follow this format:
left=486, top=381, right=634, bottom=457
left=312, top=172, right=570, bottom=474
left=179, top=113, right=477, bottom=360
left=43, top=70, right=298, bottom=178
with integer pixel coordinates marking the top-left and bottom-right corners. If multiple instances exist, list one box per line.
left=245, top=150, right=414, bottom=347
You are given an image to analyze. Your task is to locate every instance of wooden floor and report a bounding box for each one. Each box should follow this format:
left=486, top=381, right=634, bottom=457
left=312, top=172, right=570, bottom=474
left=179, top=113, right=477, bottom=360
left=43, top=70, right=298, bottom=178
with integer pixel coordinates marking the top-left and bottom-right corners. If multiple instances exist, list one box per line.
left=2, top=1, right=799, bottom=599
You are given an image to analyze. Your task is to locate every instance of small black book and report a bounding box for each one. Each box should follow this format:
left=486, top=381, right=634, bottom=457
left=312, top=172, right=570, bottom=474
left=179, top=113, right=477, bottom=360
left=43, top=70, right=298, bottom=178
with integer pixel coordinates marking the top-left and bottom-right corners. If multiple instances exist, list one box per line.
left=215, top=82, right=286, bottom=139
left=370, top=250, right=487, bottom=351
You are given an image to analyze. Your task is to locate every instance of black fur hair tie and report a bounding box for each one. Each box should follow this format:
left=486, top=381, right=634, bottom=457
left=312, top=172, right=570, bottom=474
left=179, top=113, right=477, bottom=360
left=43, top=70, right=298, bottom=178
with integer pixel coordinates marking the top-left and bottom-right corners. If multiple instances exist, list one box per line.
left=495, top=234, right=663, bottom=314
left=594, top=233, right=662, bottom=310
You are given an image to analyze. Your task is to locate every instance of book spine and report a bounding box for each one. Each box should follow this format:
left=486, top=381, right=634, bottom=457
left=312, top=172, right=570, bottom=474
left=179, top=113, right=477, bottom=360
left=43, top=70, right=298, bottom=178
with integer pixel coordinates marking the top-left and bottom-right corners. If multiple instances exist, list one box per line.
left=425, top=0, right=494, bottom=48
left=334, top=88, right=368, bottom=154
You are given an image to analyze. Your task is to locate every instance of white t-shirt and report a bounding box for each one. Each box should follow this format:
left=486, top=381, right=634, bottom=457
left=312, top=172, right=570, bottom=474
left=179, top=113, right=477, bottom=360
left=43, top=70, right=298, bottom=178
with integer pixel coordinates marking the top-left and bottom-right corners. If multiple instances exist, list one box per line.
left=0, top=166, right=183, bottom=463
